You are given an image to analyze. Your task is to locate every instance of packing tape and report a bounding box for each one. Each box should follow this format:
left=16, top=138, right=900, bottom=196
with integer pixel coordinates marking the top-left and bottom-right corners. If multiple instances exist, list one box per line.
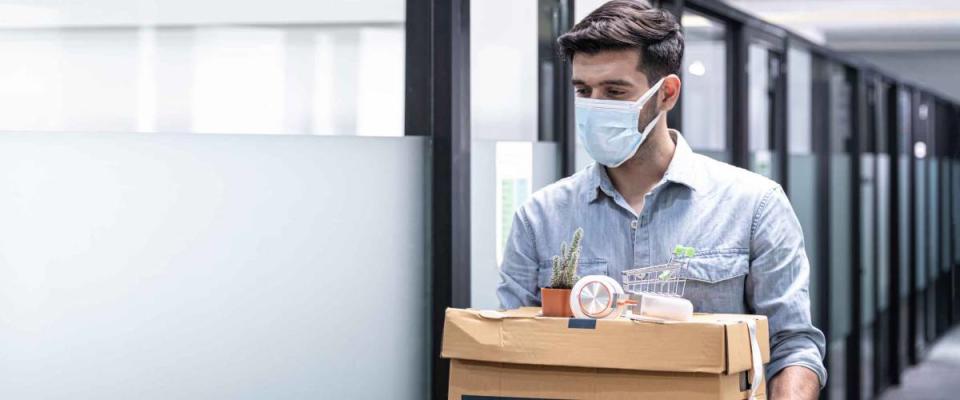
left=746, top=319, right=764, bottom=400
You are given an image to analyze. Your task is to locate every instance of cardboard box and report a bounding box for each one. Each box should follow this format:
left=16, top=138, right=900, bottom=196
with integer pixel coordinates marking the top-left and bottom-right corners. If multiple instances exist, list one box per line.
left=441, top=308, right=770, bottom=400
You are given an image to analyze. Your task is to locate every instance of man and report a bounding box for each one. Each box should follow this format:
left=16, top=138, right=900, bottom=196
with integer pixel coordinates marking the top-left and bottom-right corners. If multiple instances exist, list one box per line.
left=496, top=1, right=826, bottom=398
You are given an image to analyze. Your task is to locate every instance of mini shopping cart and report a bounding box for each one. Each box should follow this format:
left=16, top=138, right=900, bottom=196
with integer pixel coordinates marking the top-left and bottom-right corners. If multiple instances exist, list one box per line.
left=618, top=246, right=696, bottom=321
left=620, top=245, right=694, bottom=298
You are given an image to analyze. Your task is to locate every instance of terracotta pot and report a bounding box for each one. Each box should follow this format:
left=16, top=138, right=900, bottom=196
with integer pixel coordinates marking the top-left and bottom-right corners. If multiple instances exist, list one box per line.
left=541, top=288, right=573, bottom=318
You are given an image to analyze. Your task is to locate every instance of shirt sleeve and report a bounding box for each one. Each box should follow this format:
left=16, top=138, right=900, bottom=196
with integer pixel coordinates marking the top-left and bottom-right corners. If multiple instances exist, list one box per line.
left=496, top=208, right=542, bottom=310
left=747, top=185, right=828, bottom=387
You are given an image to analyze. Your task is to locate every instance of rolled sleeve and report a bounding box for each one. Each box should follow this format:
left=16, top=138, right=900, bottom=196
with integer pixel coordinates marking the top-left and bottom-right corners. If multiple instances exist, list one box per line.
left=747, top=186, right=828, bottom=387
left=496, top=208, right=541, bottom=309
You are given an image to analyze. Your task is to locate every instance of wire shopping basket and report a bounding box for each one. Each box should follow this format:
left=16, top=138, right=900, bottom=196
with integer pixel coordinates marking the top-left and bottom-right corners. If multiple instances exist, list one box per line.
left=621, top=246, right=694, bottom=298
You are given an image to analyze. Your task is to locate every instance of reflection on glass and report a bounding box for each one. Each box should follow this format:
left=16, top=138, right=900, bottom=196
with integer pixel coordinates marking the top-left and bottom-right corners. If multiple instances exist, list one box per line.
left=470, top=141, right=560, bottom=309
left=788, top=48, right=812, bottom=155
left=0, top=24, right=404, bottom=135
left=785, top=46, right=820, bottom=325
left=469, top=0, right=552, bottom=309
left=826, top=63, right=853, bottom=400
left=748, top=44, right=773, bottom=178
left=471, top=0, right=537, bottom=141
left=682, top=11, right=729, bottom=162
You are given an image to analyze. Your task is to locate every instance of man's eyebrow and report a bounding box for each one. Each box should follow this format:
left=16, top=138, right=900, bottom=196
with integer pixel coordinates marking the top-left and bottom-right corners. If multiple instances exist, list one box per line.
left=599, top=79, right=634, bottom=87
left=570, top=79, right=635, bottom=87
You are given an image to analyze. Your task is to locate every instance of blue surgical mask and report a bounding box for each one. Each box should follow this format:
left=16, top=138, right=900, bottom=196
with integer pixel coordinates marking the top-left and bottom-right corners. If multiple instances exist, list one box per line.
left=575, top=78, right=666, bottom=167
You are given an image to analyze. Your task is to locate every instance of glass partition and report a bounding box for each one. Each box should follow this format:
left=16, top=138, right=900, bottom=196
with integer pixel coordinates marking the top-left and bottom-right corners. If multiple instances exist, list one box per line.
left=0, top=0, right=406, bottom=136
left=469, top=0, right=561, bottom=309
left=859, top=82, right=879, bottom=398
left=786, top=46, right=821, bottom=326
left=827, top=62, right=854, bottom=400
left=895, top=87, right=913, bottom=375
left=681, top=11, right=730, bottom=162
left=0, top=133, right=428, bottom=398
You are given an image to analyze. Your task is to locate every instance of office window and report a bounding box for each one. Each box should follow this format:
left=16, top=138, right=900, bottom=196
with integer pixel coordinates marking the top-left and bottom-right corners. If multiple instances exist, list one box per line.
left=786, top=46, right=820, bottom=325
left=470, top=0, right=560, bottom=309
left=681, top=11, right=730, bottom=162
left=0, top=1, right=405, bottom=136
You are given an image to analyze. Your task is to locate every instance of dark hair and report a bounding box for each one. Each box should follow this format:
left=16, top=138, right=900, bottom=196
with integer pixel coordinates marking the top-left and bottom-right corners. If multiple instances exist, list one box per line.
left=558, top=0, right=684, bottom=84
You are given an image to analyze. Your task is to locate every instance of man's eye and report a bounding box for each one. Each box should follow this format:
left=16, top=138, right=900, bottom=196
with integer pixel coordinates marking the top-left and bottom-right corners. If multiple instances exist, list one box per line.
left=575, top=87, right=589, bottom=96
left=606, top=89, right=625, bottom=97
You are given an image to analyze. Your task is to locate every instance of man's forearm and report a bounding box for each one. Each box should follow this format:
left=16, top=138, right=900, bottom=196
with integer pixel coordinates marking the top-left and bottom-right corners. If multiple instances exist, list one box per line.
left=769, top=365, right=819, bottom=400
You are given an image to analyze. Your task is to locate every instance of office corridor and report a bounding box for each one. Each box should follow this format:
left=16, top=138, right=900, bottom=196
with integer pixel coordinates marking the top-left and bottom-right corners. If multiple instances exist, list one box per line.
left=881, top=326, right=960, bottom=400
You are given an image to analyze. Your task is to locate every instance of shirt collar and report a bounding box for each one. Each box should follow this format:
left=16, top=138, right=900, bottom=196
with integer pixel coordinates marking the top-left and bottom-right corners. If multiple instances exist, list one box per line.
left=581, top=130, right=702, bottom=203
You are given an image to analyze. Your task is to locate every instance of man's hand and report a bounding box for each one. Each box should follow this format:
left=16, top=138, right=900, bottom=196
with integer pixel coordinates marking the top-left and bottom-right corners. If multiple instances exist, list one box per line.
left=769, top=365, right=820, bottom=400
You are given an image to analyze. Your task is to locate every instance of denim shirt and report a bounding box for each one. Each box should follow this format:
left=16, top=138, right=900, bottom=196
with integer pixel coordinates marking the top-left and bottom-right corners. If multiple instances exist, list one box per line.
left=496, top=131, right=827, bottom=386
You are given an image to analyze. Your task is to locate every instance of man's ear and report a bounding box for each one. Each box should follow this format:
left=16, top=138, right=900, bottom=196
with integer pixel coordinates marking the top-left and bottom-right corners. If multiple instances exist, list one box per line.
left=659, top=74, right=682, bottom=112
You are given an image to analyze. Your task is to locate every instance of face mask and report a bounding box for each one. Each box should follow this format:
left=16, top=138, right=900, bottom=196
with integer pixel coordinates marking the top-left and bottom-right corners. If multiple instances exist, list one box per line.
left=575, top=78, right=665, bottom=168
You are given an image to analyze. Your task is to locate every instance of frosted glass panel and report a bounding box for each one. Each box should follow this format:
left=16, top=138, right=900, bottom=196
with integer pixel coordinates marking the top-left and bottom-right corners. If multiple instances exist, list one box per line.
left=748, top=45, right=770, bottom=153
left=876, top=155, right=891, bottom=309
left=860, top=154, right=876, bottom=324
left=830, top=154, right=852, bottom=340
left=927, top=159, right=939, bottom=278
left=575, top=0, right=608, bottom=22
left=470, top=0, right=537, bottom=141
left=0, top=2, right=405, bottom=136
left=898, top=155, right=911, bottom=298
left=789, top=154, right=820, bottom=325
left=787, top=47, right=812, bottom=155
left=682, top=11, right=728, bottom=158
left=471, top=141, right=560, bottom=309
left=0, top=0, right=405, bottom=28
left=748, top=45, right=775, bottom=180
left=915, top=160, right=927, bottom=289
left=0, top=133, right=427, bottom=399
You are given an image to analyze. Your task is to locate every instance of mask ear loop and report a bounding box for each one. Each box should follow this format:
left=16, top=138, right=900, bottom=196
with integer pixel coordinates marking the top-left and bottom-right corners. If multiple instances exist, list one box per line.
left=639, top=110, right=664, bottom=136
left=635, top=77, right=668, bottom=136
left=608, top=110, right=665, bottom=168
left=631, top=77, right=667, bottom=110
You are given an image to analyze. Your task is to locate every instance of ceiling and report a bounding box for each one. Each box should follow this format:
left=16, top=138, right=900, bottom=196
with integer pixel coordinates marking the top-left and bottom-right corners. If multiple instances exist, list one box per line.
left=725, top=0, right=960, bottom=51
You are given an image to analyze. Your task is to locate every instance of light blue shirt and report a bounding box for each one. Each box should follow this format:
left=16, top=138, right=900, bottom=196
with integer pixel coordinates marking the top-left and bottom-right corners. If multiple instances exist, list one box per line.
left=496, top=131, right=827, bottom=386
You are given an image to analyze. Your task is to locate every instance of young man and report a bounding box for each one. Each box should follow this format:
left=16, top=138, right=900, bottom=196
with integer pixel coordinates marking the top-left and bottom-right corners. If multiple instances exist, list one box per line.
left=496, top=1, right=826, bottom=398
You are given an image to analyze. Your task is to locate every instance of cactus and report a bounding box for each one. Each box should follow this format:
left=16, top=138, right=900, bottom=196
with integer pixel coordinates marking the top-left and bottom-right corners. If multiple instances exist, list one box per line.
left=550, top=227, right=584, bottom=289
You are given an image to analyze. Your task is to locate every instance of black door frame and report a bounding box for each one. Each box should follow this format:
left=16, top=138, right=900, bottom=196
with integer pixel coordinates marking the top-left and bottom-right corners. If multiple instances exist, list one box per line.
left=405, top=1, right=472, bottom=398
left=848, top=64, right=866, bottom=400
left=539, top=0, right=577, bottom=176
left=884, top=81, right=905, bottom=386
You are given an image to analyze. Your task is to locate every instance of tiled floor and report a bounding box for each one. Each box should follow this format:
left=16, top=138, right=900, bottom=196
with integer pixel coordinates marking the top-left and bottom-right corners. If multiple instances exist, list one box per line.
left=880, top=326, right=960, bottom=400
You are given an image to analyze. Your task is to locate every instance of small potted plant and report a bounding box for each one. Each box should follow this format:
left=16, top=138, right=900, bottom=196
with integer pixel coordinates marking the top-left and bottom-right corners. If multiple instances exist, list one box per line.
left=541, top=227, right=583, bottom=317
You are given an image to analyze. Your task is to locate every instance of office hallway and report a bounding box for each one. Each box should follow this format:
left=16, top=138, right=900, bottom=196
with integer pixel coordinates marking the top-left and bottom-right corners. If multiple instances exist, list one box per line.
left=881, top=326, right=960, bottom=400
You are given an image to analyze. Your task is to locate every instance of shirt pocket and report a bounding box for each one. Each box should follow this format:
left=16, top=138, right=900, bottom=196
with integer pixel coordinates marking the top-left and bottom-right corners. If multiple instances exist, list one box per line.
left=537, top=258, right=609, bottom=289
left=679, top=250, right=749, bottom=313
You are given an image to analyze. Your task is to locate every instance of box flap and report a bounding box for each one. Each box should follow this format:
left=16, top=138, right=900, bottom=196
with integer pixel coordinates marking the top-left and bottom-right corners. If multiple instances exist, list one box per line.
left=695, top=314, right=770, bottom=374
left=442, top=308, right=770, bottom=374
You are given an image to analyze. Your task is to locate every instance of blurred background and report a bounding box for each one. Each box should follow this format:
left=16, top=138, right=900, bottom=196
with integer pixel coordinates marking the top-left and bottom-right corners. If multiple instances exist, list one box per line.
left=731, top=0, right=960, bottom=100
left=0, top=0, right=956, bottom=399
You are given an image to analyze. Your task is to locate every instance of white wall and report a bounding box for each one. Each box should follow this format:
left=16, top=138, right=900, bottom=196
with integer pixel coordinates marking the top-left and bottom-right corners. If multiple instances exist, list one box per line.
left=0, top=132, right=428, bottom=399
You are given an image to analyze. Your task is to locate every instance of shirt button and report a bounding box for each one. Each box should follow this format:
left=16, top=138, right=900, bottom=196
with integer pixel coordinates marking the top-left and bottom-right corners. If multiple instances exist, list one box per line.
left=630, top=220, right=638, bottom=229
